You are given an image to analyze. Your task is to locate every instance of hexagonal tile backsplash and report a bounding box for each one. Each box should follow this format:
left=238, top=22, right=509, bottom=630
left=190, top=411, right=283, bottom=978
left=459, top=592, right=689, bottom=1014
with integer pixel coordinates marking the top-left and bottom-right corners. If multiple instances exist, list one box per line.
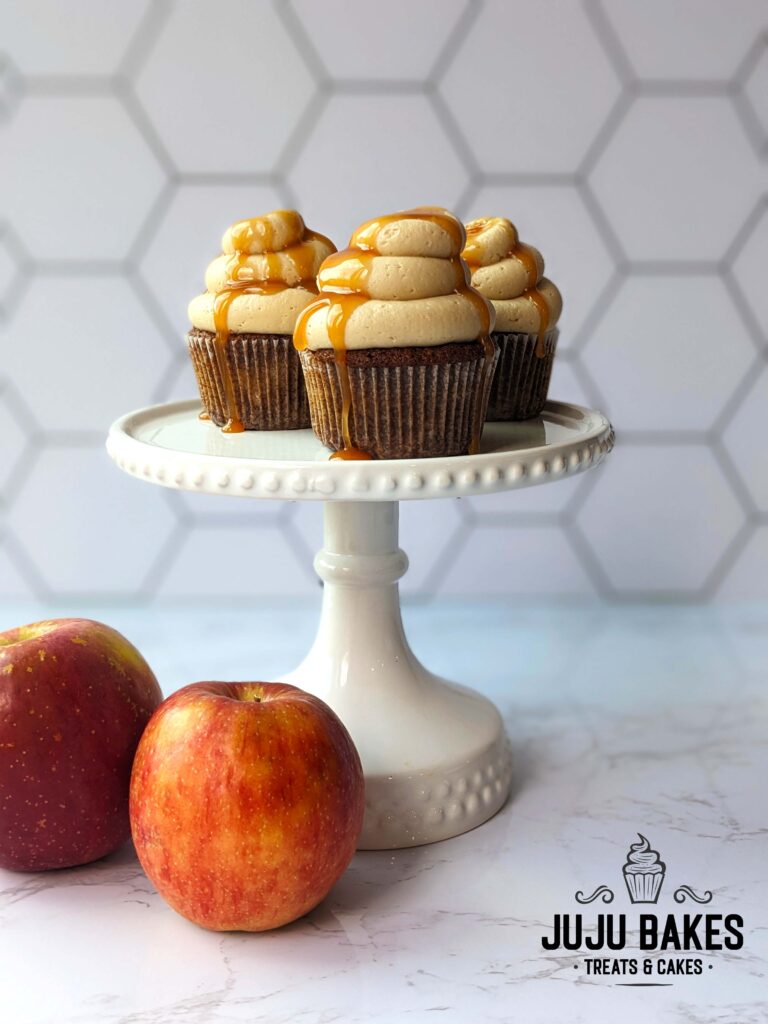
left=0, top=0, right=766, bottom=602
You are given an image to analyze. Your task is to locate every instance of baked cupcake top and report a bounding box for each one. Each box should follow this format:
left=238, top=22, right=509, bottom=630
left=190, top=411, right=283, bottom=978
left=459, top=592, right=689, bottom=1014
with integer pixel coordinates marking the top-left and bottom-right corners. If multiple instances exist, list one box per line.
left=462, top=217, right=562, bottom=350
left=188, top=209, right=336, bottom=335
left=294, top=206, right=494, bottom=351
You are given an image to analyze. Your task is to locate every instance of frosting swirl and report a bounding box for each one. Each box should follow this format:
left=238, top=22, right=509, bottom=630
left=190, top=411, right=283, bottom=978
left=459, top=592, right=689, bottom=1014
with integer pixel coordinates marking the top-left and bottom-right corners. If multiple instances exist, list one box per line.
left=188, top=209, right=336, bottom=336
left=462, top=217, right=562, bottom=348
left=624, top=834, right=665, bottom=872
left=295, top=206, right=494, bottom=350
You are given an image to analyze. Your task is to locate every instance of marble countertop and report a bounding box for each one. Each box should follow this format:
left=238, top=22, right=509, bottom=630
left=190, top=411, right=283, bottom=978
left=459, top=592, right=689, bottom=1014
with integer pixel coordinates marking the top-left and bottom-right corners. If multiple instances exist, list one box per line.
left=1, top=601, right=766, bottom=1024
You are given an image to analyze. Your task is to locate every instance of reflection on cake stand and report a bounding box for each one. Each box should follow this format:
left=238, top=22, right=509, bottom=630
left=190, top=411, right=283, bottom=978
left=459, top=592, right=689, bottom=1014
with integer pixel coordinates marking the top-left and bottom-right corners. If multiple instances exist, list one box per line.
left=107, top=399, right=614, bottom=849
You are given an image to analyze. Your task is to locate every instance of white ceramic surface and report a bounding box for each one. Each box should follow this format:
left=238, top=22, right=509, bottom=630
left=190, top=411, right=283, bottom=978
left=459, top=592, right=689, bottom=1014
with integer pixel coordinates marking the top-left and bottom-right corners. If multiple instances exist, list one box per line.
left=106, top=399, right=614, bottom=503
left=106, top=400, right=613, bottom=847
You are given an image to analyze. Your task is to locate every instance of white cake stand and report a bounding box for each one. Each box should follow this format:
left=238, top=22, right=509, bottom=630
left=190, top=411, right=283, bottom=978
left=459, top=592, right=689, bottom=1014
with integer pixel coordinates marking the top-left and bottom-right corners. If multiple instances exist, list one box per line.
left=107, top=399, right=613, bottom=849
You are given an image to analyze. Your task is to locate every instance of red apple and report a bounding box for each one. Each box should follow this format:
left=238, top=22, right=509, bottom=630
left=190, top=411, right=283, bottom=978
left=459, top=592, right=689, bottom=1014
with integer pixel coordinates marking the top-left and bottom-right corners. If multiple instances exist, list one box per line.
left=130, top=681, right=364, bottom=931
left=0, top=618, right=162, bottom=872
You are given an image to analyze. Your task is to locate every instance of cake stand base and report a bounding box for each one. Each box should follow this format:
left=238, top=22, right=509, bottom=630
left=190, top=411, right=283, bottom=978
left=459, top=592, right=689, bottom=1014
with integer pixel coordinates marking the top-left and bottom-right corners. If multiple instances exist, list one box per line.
left=282, top=501, right=513, bottom=849
left=107, top=399, right=615, bottom=850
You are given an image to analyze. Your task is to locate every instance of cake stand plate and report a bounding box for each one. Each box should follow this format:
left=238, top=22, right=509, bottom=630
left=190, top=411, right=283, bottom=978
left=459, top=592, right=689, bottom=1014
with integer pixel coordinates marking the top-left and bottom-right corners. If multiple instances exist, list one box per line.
left=107, top=400, right=614, bottom=849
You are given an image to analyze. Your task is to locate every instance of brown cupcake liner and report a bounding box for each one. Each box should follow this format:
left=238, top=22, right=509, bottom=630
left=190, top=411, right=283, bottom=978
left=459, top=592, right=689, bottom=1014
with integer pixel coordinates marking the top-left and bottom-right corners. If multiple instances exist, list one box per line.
left=486, top=329, right=559, bottom=421
left=299, top=341, right=498, bottom=460
left=187, top=328, right=310, bottom=430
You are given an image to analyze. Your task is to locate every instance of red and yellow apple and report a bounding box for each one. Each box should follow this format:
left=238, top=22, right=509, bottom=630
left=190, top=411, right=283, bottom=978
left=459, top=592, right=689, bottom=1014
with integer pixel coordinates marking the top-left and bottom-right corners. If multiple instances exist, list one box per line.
left=130, top=681, right=364, bottom=931
left=0, top=618, right=162, bottom=871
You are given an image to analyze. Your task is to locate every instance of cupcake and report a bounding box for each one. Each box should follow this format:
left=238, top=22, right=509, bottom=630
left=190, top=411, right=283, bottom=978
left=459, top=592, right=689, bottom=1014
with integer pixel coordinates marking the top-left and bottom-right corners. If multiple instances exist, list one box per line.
left=462, top=217, right=562, bottom=421
left=622, top=834, right=666, bottom=903
left=187, top=210, right=336, bottom=432
left=293, top=207, right=497, bottom=460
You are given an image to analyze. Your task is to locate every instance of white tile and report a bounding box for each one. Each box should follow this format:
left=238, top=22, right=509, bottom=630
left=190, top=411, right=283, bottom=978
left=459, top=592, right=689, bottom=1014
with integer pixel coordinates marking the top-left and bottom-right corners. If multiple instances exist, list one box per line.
left=438, top=524, right=596, bottom=596
left=731, top=203, right=768, bottom=339
left=138, top=182, right=287, bottom=338
left=134, top=0, right=315, bottom=174
left=549, top=359, right=596, bottom=409
left=586, top=275, right=755, bottom=431
left=287, top=94, right=470, bottom=242
left=0, top=542, right=33, bottom=598
left=399, top=498, right=465, bottom=594
left=4, top=277, right=173, bottom=433
left=290, top=0, right=467, bottom=80
left=466, top=472, right=587, bottom=519
left=744, top=43, right=768, bottom=141
left=176, top=490, right=289, bottom=522
left=722, top=364, right=768, bottom=511
left=464, top=185, right=616, bottom=346
left=717, top=525, right=768, bottom=600
left=156, top=523, right=312, bottom=597
left=0, top=388, right=28, bottom=498
left=0, top=0, right=151, bottom=76
left=590, top=97, right=764, bottom=261
left=576, top=446, right=745, bottom=594
left=604, top=1, right=767, bottom=81
left=0, top=96, right=165, bottom=261
left=439, top=0, right=620, bottom=173
left=156, top=358, right=198, bottom=405
left=7, top=446, right=177, bottom=595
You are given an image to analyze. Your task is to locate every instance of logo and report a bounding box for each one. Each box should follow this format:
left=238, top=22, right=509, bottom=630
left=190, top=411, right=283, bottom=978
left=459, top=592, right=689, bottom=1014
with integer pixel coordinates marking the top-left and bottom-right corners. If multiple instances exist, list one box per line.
left=541, top=834, right=743, bottom=986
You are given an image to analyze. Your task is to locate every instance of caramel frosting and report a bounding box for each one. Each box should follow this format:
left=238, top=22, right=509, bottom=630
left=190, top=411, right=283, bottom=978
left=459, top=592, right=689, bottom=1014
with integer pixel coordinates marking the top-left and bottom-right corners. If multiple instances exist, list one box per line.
left=188, top=210, right=336, bottom=336
left=462, top=217, right=562, bottom=347
left=295, top=207, right=494, bottom=351
left=188, top=209, right=335, bottom=433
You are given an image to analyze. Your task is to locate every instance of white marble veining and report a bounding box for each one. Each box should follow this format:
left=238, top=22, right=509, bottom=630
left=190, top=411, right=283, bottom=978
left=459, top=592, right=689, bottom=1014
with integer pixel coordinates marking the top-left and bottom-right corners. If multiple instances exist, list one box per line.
left=1, top=602, right=767, bottom=1023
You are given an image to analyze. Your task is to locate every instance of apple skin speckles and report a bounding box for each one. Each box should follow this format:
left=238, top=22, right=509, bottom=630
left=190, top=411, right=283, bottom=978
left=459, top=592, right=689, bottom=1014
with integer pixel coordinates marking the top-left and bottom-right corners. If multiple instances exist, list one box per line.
left=0, top=618, right=162, bottom=872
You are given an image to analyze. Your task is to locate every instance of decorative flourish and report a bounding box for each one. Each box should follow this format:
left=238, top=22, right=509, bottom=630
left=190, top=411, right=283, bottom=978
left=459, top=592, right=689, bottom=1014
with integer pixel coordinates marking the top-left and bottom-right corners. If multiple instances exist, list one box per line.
left=575, top=885, right=614, bottom=904
left=673, top=885, right=713, bottom=905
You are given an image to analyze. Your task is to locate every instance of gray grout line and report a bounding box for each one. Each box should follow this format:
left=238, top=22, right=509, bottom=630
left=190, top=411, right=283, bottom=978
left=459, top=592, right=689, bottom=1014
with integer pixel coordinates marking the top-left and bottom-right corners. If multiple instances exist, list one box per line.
left=710, top=438, right=762, bottom=521
left=274, top=89, right=329, bottom=176
left=427, top=88, right=482, bottom=178
left=126, top=179, right=178, bottom=267
left=578, top=90, right=634, bottom=179
left=277, top=0, right=332, bottom=86
left=721, top=195, right=768, bottom=267
left=427, top=0, right=484, bottom=84
left=576, top=180, right=627, bottom=266
left=582, top=0, right=636, bottom=86
left=118, top=0, right=175, bottom=81
left=711, top=354, right=767, bottom=437
left=703, top=519, right=756, bottom=602
left=116, top=81, right=177, bottom=179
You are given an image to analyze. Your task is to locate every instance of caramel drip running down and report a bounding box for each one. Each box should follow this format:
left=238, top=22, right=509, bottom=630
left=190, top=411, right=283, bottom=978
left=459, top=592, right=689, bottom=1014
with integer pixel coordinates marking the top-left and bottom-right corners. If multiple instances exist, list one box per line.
left=460, top=286, right=494, bottom=456
left=464, top=229, right=549, bottom=360
left=294, top=208, right=491, bottom=461
left=515, top=242, right=549, bottom=359
left=207, top=214, right=325, bottom=433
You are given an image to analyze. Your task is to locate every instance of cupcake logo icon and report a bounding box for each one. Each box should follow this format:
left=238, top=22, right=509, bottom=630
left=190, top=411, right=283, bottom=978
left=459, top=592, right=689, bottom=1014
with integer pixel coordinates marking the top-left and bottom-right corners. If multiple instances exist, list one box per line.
left=622, top=834, right=666, bottom=904
left=574, top=832, right=714, bottom=905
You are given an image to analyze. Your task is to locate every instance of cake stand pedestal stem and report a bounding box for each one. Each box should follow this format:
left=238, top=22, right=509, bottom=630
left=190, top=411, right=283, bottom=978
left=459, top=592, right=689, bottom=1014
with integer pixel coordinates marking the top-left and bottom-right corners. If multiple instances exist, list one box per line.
left=283, top=500, right=513, bottom=850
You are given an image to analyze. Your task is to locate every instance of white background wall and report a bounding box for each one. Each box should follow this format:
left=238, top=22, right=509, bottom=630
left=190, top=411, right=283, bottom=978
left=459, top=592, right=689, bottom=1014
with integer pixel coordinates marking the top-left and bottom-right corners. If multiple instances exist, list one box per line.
left=0, top=0, right=766, bottom=602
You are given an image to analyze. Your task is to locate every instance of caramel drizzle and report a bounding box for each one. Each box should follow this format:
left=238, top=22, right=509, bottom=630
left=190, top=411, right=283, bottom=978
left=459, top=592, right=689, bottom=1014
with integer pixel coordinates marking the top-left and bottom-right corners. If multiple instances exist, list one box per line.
left=464, top=226, right=550, bottom=360
left=294, top=208, right=493, bottom=460
left=209, top=218, right=322, bottom=433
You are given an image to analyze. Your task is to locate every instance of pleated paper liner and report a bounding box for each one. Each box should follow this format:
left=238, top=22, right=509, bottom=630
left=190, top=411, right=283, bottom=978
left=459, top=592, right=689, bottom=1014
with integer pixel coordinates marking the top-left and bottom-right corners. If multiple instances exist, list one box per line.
left=187, top=329, right=310, bottom=430
left=486, top=329, right=559, bottom=421
left=299, top=340, right=498, bottom=460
